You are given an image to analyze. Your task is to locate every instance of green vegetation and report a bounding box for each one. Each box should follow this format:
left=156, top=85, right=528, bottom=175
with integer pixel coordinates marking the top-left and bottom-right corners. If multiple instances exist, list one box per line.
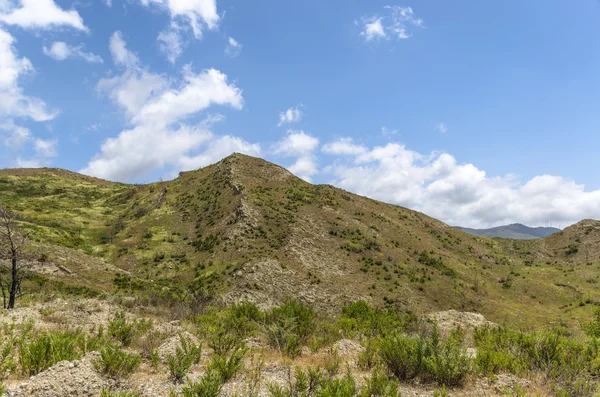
left=93, top=342, right=141, bottom=378
left=167, top=333, right=202, bottom=383
left=2, top=155, right=600, bottom=395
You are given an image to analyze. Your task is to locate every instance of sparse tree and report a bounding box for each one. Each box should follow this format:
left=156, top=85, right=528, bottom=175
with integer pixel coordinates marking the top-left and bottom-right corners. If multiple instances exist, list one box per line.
left=0, top=203, right=28, bottom=309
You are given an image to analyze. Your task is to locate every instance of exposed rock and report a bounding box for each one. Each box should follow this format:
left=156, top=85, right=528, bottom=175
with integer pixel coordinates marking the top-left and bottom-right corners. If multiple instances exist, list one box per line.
left=6, top=352, right=110, bottom=397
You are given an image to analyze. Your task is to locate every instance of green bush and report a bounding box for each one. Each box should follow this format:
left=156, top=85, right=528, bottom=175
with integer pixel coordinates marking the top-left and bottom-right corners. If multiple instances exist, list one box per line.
left=19, top=330, right=83, bottom=376
left=379, top=333, right=425, bottom=381
left=266, top=300, right=315, bottom=341
left=263, top=300, right=315, bottom=357
left=267, top=366, right=356, bottom=397
left=93, top=342, right=141, bottom=378
left=422, top=327, right=471, bottom=386
left=207, top=347, right=245, bottom=383
left=208, top=326, right=241, bottom=356
left=380, top=324, right=471, bottom=386
left=474, top=325, right=596, bottom=396
left=224, top=302, right=262, bottom=338
left=358, top=368, right=400, bottom=397
left=108, top=312, right=136, bottom=347
left=167, top=334, right=202, bottom=383
left=338, top=301, right=414, bottom=338
left=582, top=308, right=600, bottom=338
left=181, top=370, right=223, bottom=397
left=0, top=334, right=15, bottom=379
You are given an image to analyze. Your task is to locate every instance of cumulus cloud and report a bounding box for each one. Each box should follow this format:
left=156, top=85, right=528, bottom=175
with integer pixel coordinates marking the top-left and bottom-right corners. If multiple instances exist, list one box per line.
left=322, top=137, right=367, bottom=156
left=0, top=0, right=87, bottom=31
left=109, top=31, right=139, bottom=69
left=359, top=6, right=423, bottom=41
left=322, top=138, right=600, bottom=228
left=43, top=41, right=103, bottom=63
left=140, top=0, right=219, bottom=58
left=0, top=28, right=57, bottom=121
left=278, top=106, right=302, bottom=126
left=178, top=135, right=260, bottom=170
left=82, top=31, right=249, bottom=182
left=273, top=130, right=319, bottom=182
left=0, top=27, right=58, bottom=167
left=225, top=36, right=242, bottom=57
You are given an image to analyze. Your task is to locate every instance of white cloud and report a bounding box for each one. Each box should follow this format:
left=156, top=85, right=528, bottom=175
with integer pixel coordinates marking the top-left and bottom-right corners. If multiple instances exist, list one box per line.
left=278, top=106, right=302, bottom=126
left=0, top=28, right=57, bottom=122
left=178, top=135, right=260, bottom=170
left=0, top=28, right=58, bottom=167
left=0, top=0, right=87, bottom=31
left=225, top=36, right=242, bottom=57
left=360, top=17, right=385, bottom=41
left=322, top=137, right=367, bottom=156
left=322, top=138, right=600, bottom=228
left=273, top=130, right=319, bottom=182
left=105, top=0, right=112, bottom=6
left=82, top=31, right=247, bottom=182
left=273, top=130, right=318, bottom=156
left=359, top=6, right=423, bottom=42
left=109, top=31, right=139, bottom=69
left=43, top=41, right=103, bottom=63
left=132, top=66, right=243, bottom=125
left=158, top=27, right=184, bottom=63
left=437, top=122, right=448, bottom=134
left=0, top=121, right=57, bottom=167
left=140, top=0, right=219, bottom=39
left=33, top=137, right=57, bottom=157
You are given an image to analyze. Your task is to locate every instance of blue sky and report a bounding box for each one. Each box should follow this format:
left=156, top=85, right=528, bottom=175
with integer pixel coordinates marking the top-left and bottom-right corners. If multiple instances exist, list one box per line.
left=1, top=0, right=600, bottom=228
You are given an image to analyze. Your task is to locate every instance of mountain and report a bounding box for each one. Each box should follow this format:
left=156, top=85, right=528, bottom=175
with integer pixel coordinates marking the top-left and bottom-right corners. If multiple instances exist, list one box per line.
left=0, top=153, right=599, bottom=330
left=456, top=223, right=561, bottom=240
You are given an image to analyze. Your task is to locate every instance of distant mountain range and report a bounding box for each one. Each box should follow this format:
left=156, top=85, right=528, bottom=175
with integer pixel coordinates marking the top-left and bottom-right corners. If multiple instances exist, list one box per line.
left=455, top=223, right=561, bottom=240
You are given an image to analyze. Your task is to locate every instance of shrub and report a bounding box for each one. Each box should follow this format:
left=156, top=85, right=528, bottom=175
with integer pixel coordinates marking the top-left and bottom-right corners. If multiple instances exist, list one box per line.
left=181, top=370, right=223, bottom=397
left=262, top=301, right=315, bottom=357
left=422, top=327, right=471, bottom=386
left=266, top=300, right=315, bottom=341
left=167, top=334, right=202, bottom=383
left=207, top=347, right=245, bottom=383
left=474, top=325, right=596, bottom=395
left=208, top=326, right=241, bottom=356
left=224, top=302, right=262, bottom=339
left=93, top=343, right=141, bottom=378
left=338, top=301, right=415, bottom=338
left=267, top=366, right=356, bottom=397
left=357, top=339, right=379, bottom=370
left=380, top=324, right=471, bottom=386
left=379, top=333, right=425, bottom=381
left=108, top=312, right=137, bottom=347
left=583, top=308, right=600, bottom=338
left=0, top=334, right=15, bottom=379
left=358, top=368, right=400, bottom=397
left=19, top=330, right=82, bottom=376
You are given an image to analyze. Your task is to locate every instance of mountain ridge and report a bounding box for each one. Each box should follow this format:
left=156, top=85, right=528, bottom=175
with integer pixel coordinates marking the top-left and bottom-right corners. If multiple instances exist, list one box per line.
left=0, top=153, right=599, bottom=329
left=456, top=223, right=561, bottom=240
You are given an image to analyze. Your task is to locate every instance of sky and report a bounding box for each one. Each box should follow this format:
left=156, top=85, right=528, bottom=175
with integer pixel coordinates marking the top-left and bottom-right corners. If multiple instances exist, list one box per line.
left=1, top=0, right=600, bottom=229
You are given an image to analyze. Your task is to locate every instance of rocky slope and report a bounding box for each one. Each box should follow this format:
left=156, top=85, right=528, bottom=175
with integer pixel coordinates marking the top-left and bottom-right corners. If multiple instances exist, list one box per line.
left=0, top=154, right=599, bottom=329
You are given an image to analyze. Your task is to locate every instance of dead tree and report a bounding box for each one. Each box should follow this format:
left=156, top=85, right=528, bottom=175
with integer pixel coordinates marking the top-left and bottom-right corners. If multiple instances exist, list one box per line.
left=0, top=204, right=28, bottom=309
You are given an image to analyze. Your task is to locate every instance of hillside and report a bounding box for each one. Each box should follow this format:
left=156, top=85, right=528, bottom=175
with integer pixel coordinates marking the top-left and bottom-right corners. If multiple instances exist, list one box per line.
left=456, top=223, right=561, bottom=240
left=0, top=154, right=599, bottom=330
